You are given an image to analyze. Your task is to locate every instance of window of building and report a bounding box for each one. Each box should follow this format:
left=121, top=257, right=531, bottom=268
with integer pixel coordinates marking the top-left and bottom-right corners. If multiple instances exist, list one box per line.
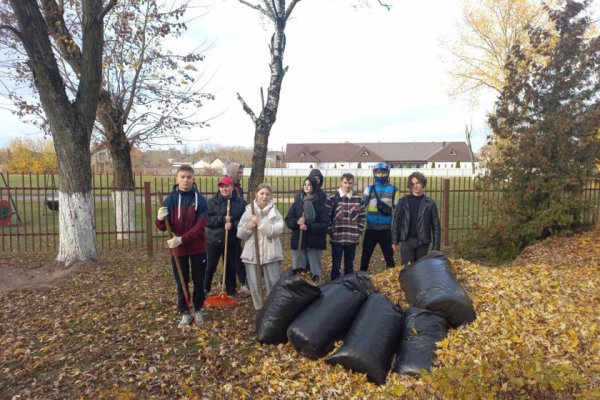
left=449, top=149, right=456, bottom=156
left=298, top=152, right=305, bottom=158
left=362, top=150, right=369, bottom=156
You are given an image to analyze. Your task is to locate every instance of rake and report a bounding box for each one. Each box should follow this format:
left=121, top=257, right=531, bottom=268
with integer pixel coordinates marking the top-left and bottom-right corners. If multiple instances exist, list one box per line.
left=205, top=198, right=237, bottom=308
left=164, top=217, right=196, bottom=321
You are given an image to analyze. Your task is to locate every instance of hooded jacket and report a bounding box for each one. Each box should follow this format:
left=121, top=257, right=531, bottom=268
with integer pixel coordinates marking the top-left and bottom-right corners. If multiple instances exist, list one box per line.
left=226, top=163, right=244, bottom=199
left=155, top=183, right=208, bottom=257
left=206, top=191, right=246, bottom=247
left=237, top=200, right=284, bottom=264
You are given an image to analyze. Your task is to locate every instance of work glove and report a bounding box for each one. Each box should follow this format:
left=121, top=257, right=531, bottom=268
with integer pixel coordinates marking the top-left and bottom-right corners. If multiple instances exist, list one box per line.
left=157, top=207, right=169, bottom=221
left=167, top=236, right=182, bottom=248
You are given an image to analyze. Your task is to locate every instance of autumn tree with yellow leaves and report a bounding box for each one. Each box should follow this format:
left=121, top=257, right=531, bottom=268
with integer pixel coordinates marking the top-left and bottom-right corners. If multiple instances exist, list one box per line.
left=1, top=138, right=58, bottom=174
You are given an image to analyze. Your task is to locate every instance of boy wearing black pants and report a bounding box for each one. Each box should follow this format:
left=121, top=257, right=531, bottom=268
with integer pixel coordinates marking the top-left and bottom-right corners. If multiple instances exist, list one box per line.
left=156, top=165, right=208, bottom=328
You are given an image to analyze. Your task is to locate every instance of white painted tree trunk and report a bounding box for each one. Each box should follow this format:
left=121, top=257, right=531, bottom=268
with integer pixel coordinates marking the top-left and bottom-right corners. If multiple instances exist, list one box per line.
left=57, top=191, right=97, bottom=264
left=113, top=190, right=137, bottom=241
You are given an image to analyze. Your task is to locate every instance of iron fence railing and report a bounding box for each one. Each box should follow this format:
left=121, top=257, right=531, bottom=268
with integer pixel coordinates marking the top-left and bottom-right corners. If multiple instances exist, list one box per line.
left=1, top=172, right=599, bottom=255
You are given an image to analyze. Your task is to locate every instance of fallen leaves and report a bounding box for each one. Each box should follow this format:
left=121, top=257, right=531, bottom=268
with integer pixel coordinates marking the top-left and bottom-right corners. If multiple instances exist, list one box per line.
left=1, top=223, right=599, bottom=398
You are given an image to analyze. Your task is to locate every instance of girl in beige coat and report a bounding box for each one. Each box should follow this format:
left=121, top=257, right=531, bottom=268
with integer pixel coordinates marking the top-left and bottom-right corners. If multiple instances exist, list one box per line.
left=237, top=183, right=284, bottom=310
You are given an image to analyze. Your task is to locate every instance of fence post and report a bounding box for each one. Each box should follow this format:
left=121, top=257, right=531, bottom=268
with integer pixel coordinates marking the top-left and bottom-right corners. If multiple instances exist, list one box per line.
left=144, top=182, right=153, bottom=257
left=442, top=178, right=450, bottom=247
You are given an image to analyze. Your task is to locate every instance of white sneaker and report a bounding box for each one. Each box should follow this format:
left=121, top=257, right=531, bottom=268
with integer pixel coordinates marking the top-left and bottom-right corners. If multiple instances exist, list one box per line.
left=239, top=285, right=250, bottom=294
left=194, top=310, right=204, bottom=325
left=178, top=314, right=193, bottom=328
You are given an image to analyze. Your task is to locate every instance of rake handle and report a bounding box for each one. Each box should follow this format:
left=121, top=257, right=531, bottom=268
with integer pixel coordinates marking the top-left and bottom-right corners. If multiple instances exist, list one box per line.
left=296, top=212, right=304, bottom=270
left=250, top=197, right=264, bottom=303
left=165, top=217, right=194, bottom=316
left=222, top=199, right=231, bottom=292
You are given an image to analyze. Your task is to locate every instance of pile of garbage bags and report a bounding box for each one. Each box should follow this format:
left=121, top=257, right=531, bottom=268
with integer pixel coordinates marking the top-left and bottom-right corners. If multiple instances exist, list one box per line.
left=255, top=252, right=476, bottom=385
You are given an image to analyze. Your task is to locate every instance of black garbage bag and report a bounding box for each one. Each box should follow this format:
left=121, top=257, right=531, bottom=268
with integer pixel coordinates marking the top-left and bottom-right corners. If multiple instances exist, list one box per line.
left=326, top=293, right=404, bottom=385
left=400, top=251, right=476, bottom=327
left=256, top=269, right=321, bottom=344
left=392, top=307, right=449, bottom=376
left=287, top=272, right=375, bottom=359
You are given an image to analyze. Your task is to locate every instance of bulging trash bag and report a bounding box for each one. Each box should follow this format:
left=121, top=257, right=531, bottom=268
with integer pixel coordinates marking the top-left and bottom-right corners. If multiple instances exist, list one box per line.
left=287, top=272, right=375, bottom=359
left=326, top=293, right=404, bottom=385
left=392, top=307, right=449, bottom=376
left=257, top=269, right=321, bottom=344
left=400, top=251, right=476, bottom=327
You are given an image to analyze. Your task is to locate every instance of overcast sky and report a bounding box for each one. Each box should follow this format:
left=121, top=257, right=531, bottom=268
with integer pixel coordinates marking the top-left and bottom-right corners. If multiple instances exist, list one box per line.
left=0, top=0, right=496, bottom=152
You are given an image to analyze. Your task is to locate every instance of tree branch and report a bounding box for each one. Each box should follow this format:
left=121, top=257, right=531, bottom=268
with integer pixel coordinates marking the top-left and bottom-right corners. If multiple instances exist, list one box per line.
left=0, top=24, right=24, bottom=42
left=238, top=0, right=268, bottom=17
left=237, top=92, right=257, bottom=123
left=100, top=0, right=117, bottom=21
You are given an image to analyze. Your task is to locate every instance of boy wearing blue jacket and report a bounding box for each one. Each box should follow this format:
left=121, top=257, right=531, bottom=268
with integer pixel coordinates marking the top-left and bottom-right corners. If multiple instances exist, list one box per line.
left=360, top=162, right=399, bottom=271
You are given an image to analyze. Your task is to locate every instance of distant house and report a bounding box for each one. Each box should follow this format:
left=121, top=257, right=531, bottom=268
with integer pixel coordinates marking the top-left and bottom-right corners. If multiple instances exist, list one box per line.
left=192, top=160, right=210, bottom=170
left=91, top=146, right=144, bottom=173
left=284, top=142, right=479, bottom=170
left=210, top=158, right=231, bottom=170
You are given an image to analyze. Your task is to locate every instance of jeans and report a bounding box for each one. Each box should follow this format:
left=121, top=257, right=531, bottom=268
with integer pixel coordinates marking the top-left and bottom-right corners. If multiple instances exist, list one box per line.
left=330, top=243, right=357, bottom=281
left=171, top=253, right=207, bottom=314
left=360, top=229, right=395, bottom=271
left=291, top=248, right=323, bottom=282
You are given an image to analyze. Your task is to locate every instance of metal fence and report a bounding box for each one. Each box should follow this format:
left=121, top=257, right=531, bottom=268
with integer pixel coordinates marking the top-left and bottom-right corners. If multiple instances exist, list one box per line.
left=1, top=172, right=599, bottom=254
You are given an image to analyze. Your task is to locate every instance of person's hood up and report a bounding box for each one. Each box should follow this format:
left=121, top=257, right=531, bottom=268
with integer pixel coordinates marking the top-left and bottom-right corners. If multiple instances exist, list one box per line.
left=226, top=163, right=242, bottom=182
left=308, top=169, right=324, bottom=187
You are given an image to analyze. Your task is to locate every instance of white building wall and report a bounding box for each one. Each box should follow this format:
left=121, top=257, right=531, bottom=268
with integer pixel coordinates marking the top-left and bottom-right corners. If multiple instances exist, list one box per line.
left=244, top=167, right=485, bottom=177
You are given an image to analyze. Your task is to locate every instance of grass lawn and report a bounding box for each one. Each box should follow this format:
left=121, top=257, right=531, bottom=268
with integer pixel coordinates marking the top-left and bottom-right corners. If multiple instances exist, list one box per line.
left=1, top=224, right=598, bottom=398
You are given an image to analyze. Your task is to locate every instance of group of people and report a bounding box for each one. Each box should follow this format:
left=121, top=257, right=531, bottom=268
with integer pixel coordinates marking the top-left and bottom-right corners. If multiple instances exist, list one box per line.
left=155, top=162, right=441, bottom=328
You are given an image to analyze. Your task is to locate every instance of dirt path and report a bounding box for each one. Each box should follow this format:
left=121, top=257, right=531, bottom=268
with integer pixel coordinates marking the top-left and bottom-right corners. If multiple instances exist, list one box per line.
left=0, top=256, right=85, bottom=293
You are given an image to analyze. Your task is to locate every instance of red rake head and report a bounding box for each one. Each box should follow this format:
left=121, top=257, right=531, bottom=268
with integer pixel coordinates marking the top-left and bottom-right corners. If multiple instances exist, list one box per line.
left=204, top=291, right=238, bottom=308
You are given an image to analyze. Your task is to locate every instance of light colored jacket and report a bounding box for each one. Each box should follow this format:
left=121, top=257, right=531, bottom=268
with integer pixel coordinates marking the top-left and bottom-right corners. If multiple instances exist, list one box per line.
left=237, top=200, right=284, bottom=264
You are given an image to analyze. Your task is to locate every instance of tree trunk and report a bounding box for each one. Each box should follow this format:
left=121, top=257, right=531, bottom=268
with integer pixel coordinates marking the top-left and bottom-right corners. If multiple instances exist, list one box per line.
left=9, top=0, right=106, bottom=264
left=105, top=121, right=137, bottom=240
left=247, top=21, right=288, bottom=193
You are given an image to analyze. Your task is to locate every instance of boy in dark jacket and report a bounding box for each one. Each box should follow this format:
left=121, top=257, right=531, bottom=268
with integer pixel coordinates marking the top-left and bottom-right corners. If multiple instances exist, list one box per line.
left=156, top=165, right=208, bottom=328
left=205, top=176, right=246, bottom=297
left=392, top=171, right=441, bottom=266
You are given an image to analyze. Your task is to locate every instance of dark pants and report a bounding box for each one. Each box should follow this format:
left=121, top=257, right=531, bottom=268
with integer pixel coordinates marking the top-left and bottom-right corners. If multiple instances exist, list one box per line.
left=400, top=237, right=430, bottom=266
left=331, top=243, right=357, bottom=281
left=171, top=253, right=207, bottom=314
left=360, top=229, right=395, bottom=271
left=235, top=241, right=247, bottom=286
left=205, top=242, right=239, bottom=296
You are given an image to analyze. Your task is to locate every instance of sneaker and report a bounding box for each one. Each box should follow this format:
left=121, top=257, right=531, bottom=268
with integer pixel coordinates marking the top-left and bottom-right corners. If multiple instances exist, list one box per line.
left=194, top=310, right=204, bottom=325
left=239, top=285, right=250, bottom=294
left=178, top=313, right=193, bottom=328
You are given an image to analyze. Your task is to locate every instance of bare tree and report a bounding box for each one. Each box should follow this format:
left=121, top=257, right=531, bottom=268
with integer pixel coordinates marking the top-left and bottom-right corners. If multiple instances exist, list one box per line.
left=236, top=0, right=300, bottom=194
left=1, top=0, right=115, bottom=264
left=464, top=123, right=476, bottom=174
left=2, top=0, right=212, bottom=240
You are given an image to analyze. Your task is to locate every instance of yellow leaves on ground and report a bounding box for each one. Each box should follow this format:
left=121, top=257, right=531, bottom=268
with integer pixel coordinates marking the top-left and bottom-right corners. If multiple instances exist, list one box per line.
left=1, top=223, right=599, bottom=398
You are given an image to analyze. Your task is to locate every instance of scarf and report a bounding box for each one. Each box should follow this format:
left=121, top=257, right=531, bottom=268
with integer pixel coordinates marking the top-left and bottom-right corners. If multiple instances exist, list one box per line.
left=302, top=193, right=316, bottom=224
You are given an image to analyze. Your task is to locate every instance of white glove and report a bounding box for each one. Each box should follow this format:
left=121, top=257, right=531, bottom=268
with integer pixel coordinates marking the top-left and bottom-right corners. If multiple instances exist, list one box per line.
left=157, top=207, right=169, bottom=221
left=167, top=236, right=182, bottom=248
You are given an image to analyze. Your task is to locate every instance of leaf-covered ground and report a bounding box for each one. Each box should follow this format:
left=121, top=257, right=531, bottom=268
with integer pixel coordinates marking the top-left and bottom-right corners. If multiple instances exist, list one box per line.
left=1, top=225, right=599, bottom=399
